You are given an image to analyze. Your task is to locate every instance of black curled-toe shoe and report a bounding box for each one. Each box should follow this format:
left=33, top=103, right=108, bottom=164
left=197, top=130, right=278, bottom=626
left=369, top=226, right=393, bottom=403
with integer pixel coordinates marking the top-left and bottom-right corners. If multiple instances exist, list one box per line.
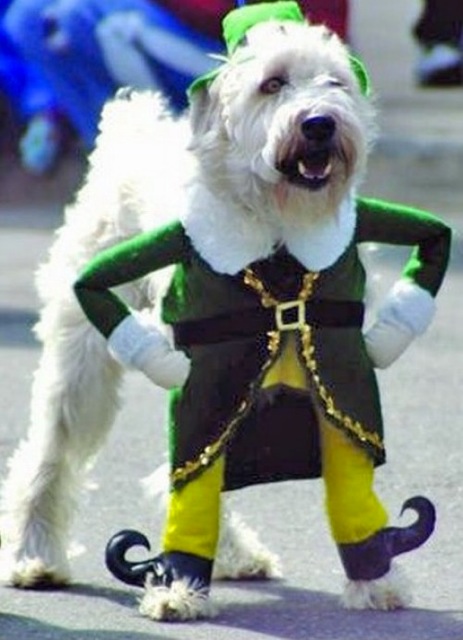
left=105, top=529, right=216, bottom=621
left=337, top=495, right=436, bottom=581
left=105, top=529, right=213, bottom=591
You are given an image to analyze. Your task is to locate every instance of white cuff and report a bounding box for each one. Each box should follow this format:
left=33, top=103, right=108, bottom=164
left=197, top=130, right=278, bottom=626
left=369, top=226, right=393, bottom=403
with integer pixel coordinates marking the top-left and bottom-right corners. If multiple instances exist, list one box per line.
left=364, top=279, right=435, bottom=369
left=108, top=313, right=190, bottom=388
left=377, top=279, right=436, bottom=335
left=364, top=320, right=414, bottom=369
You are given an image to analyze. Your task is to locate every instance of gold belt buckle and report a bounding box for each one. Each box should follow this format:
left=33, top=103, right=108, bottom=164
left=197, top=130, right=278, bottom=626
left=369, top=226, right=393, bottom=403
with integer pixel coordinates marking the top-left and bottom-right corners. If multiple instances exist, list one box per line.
left=275, top=299, right=305, bottom=331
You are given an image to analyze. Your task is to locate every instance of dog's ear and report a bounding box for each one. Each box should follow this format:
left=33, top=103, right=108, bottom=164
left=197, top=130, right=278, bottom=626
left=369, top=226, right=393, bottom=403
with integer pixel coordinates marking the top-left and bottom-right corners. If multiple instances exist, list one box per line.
left=189, top=85, right=210, bottom=134
left=188, top=83, right=222, bottom=145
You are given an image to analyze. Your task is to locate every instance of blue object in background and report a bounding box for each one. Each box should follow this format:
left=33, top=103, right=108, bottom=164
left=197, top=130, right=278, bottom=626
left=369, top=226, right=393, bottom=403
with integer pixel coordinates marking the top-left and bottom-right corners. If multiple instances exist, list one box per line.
left=4, top=0, right=224, bottom=149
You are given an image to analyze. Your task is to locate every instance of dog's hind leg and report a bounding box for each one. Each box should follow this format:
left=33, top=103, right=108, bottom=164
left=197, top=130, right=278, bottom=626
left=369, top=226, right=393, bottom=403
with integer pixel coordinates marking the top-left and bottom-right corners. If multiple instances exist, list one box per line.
left=0, top=295, right=124, bottom=588
left=213, top=508, right=282, bottom=581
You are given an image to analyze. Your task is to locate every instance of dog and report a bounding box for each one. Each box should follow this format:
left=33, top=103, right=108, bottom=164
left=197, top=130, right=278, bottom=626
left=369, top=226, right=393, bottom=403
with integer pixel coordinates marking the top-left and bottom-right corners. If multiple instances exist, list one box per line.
left=1, top=2, right=449, bottom=622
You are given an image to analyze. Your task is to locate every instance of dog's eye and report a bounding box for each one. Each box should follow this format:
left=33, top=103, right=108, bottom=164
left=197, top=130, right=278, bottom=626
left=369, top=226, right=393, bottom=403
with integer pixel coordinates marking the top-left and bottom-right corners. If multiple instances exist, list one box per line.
left=260, top=76, right=287, bottom=95
left=315, top=74, right=346, bottom=89
left=327, top=78, right=344, bottom=88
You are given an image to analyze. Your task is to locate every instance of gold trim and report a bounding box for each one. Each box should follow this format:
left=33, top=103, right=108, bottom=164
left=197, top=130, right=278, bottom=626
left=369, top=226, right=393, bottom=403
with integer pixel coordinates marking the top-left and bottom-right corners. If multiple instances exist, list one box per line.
left=245, top=266, right=383, bottom=452
left=171, top=265, right=382, bottom=487
left=300, top=325, right=384, bottom=451
left=171, top=352, right=278, bottom=486
left=300, top=272, right=320, bottom=300
left=267, top=330, right=281, bottom=356
left=243, top=268, right=279, bottom=307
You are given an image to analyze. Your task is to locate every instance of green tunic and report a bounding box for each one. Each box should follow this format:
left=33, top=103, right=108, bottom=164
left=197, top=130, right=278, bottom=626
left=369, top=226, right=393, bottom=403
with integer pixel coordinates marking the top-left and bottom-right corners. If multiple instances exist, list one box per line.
left=74, top=197, right=451, bottom=490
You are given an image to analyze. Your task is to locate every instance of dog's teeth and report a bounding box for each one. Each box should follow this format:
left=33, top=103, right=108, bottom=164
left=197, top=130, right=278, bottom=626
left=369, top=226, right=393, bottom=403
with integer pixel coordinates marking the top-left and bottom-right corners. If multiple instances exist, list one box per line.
left=322, top=162, right=332, bottom=178
left=297, top=161, right=332, bottom=180
left=297, top=161, right=310, bottom=178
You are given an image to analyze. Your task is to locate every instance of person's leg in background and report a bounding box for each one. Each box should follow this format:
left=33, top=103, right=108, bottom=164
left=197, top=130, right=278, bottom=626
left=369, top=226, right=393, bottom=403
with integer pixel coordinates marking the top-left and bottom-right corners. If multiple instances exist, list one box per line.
left=0, top=2, right=67, bottom=174
left=95, top=0, right=223, bottom=114
left=4, top=0, right=124, bottom=149
left=413, top=0, right=463, bottom=86
left=4, top=0, right=225, bottom=145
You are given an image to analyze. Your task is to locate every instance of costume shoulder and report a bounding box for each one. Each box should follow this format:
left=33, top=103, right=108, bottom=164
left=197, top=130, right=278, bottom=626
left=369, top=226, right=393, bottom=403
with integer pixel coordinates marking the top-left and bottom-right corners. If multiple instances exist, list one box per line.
left=77, top=220, right=189, bottom=285
left=355, top=196, right=452, bottom=244
left=355, top=196, right=452, bottom=296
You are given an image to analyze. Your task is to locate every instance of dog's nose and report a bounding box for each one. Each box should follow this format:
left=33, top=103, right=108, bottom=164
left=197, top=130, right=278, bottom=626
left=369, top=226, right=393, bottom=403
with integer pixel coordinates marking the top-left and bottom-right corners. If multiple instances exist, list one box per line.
left=301, top=116, right=336, bottom=142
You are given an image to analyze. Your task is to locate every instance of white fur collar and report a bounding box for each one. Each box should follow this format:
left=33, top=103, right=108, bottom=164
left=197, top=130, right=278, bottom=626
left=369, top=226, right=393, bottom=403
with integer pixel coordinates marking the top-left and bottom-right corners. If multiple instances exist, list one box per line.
left=181, top=187, right=357, bottom=274
left=282, top=196, right=357, bottom=271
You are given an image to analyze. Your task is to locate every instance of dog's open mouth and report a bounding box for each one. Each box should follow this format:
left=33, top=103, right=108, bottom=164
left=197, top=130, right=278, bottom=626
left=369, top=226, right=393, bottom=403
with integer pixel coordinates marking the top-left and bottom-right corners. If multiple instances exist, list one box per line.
left=277, top=148, right=333, bottom=191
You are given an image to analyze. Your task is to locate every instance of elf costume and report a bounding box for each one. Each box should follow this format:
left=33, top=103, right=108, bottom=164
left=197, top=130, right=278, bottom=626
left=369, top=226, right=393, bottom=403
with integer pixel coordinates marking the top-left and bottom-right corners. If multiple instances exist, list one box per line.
left=74, top=2, right=451, bottom=597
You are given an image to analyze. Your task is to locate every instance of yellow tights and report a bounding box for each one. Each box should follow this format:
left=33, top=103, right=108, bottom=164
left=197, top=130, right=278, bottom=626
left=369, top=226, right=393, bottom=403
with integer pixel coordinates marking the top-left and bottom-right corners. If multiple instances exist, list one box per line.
left=163, top=334, right=388, bottom=558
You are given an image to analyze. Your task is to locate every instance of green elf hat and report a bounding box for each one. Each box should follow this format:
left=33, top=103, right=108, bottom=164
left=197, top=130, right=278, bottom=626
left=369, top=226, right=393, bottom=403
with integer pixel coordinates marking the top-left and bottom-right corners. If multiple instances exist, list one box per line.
left=187, top=1, right=371, bottom=99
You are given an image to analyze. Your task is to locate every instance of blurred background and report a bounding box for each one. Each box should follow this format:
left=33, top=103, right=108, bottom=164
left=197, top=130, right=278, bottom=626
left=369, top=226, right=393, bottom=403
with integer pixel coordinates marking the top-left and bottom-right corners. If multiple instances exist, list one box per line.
left=1, top=4, right=462, bottom=637
left=0, top=0, right=461, bottom=220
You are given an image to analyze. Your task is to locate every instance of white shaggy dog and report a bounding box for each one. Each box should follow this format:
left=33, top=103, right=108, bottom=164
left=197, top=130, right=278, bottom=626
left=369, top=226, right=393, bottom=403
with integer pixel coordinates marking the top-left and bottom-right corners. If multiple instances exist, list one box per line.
left=1, top=9, right=438, bottom=621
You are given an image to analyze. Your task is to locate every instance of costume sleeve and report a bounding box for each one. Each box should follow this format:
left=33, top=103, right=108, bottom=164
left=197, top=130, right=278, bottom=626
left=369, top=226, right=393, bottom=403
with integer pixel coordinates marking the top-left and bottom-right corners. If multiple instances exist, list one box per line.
left=74, top=221, right=191, bottom=389
left=355, top=196, right=452, bottom=296
left=74, top=220, right=189, bottom=338
left=355, top=197, right=452, bottom=368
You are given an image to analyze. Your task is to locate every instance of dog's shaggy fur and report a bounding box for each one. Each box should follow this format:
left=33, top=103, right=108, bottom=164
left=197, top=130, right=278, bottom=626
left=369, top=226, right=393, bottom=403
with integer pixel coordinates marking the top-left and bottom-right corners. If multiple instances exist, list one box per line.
left=0, top=19, right=410, bottom=619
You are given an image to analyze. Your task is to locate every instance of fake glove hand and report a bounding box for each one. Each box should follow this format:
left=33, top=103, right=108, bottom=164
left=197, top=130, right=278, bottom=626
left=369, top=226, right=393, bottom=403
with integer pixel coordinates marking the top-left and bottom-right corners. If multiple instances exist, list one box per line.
left=107, top=310, right=190, bottom=389
left=364, top=279, right=435, bottom=369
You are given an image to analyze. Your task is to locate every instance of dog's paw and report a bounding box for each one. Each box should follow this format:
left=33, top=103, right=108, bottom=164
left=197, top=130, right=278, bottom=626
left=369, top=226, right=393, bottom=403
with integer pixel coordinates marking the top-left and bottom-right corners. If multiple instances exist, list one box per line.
left=139, top=580, right=217, bottom=622
left=341, top=564, right=412, bottom=611
left=0, top=554, right=70, bottom=588
left=214, top=510, right=282, bottom=581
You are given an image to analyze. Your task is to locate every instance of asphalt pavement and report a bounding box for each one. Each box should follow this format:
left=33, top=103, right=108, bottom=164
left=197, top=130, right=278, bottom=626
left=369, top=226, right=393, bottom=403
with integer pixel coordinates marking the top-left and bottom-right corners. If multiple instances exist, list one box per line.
left=1, top=1, right=463, bottom=638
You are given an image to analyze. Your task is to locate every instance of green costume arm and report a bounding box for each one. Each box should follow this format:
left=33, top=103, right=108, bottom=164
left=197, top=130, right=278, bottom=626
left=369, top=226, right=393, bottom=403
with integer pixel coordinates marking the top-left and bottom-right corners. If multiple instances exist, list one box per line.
left=355, top=197, right=452, bottom=296
left=356, top=197, right=452, bottom=368
left=74, top=221, right=189, bottom=337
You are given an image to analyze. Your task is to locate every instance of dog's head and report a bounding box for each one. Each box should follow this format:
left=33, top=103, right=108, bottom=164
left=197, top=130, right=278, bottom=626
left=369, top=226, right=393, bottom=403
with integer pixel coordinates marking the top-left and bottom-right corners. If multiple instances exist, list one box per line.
left=188, top=19, right=376, bottom=219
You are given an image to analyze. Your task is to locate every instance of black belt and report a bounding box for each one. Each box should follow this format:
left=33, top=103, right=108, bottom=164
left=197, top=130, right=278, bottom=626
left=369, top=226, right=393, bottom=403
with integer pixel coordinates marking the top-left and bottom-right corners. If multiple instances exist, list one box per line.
left=173, top=299, right=364, bottom=347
